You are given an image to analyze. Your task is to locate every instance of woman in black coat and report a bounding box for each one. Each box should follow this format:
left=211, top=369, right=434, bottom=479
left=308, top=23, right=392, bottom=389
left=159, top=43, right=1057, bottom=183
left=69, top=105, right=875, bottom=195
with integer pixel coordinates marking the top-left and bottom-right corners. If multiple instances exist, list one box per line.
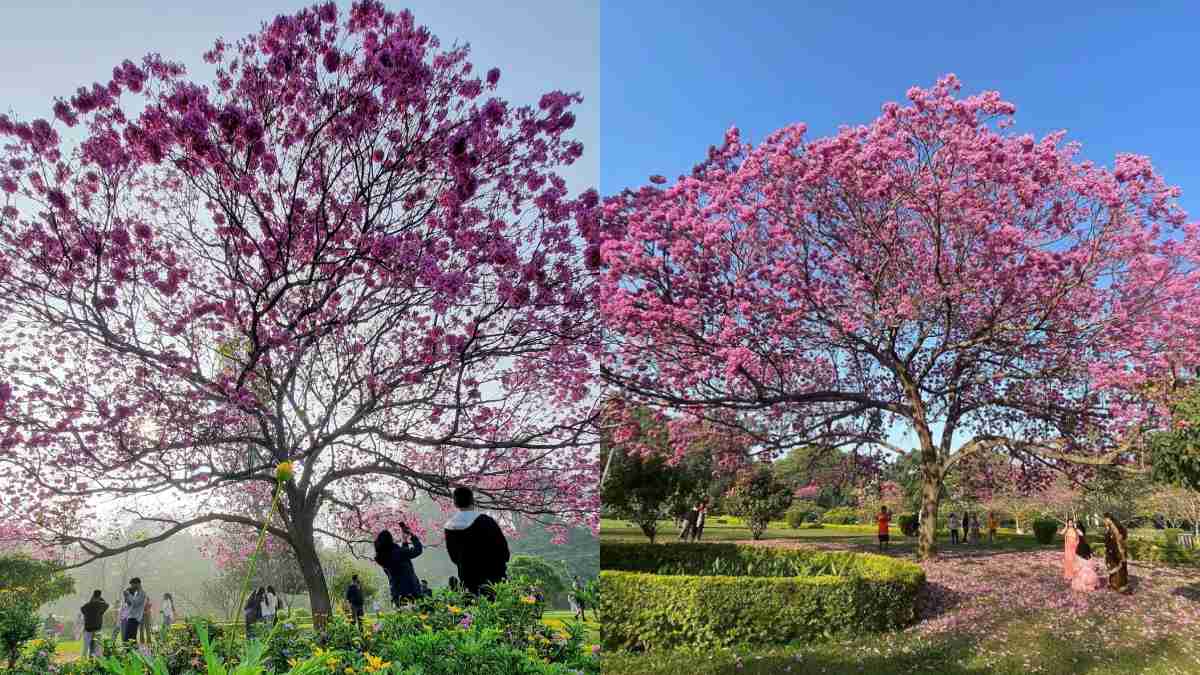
left=374, top=524, right=423, bottom=606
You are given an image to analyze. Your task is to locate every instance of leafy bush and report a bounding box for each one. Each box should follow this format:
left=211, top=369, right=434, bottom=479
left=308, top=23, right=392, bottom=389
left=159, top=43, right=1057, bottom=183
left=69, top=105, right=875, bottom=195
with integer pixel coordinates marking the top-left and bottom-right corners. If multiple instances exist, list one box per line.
left=600, top=543, right=924, bottom=651
left=6, top=636, right=56, bottom=674
left=1161, top=528, right=1183, bottom=547
left=800, top=522, right=824, bottom=529
left=821, top=507, right=859, bottom=525
left=723, top=466, right=793, bottom=540
left=1032, top=519, right=1059, bottom=545
left=897, top=514, right=919, bottom=537
left=1127, top=538, right=1199, bottom=565
left=0, top=589, right=39, bottom=670
left=785, top=507, right=808, bottom=529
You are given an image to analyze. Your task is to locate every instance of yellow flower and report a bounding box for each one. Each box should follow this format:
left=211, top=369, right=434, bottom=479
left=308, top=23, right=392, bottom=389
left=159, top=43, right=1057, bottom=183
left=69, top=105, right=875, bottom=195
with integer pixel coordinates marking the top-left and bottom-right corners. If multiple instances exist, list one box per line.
left=364, top=654, right=391, bottom=673
left=276, top=461, right=294, bottom=482
left=345, top=668, right=355, bottom=674
left=447, top=605, right=462, bottom=615
left=521, top=595, right=537, bottom=604
left=419, top=613, right=428, bottom=620
left=287, top=658, right=299, bottom=667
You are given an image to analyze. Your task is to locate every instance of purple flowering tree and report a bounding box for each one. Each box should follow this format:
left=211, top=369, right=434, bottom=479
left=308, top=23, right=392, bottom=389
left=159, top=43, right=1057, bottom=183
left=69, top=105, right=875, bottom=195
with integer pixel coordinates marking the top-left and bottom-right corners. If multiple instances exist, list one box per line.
left=0, top=2, right=600, bottom=616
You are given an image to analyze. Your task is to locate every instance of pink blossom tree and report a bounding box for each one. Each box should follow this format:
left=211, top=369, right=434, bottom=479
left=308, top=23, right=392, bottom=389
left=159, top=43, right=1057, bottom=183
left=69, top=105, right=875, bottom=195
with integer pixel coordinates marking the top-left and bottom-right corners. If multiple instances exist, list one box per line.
left=598, top=75, right=1200, bottom=559
left=0, top=2, right=600, bottom=615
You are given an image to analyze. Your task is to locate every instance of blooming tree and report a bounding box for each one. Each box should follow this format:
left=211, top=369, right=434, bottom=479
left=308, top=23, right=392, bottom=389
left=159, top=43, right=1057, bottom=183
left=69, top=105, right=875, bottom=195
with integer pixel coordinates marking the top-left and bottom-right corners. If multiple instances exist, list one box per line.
left=723, top=464, right=792, bottom=540
left=598, top=75, right=1200, bottom=558
left=0, top=2, right=600, bottom=615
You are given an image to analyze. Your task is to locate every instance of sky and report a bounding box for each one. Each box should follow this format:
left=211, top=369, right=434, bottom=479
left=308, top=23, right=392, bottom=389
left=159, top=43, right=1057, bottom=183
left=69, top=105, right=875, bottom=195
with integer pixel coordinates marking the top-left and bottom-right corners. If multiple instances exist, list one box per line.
left=600, top=1, right=1200, bottom=455
left=600, top=1, right=1200, bottom=221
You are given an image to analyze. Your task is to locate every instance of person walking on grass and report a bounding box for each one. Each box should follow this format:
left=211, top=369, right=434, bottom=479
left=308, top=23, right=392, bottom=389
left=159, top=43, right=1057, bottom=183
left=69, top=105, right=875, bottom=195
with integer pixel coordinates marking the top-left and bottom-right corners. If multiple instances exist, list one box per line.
left=970, top=513, right=982, bottom=545
left=444, top=486, right=511, bottom=598
left=693, top=501, right=708, bottom=541
left=345, top=575, right=365, bottom=629
left=876, top=505, right=892, bottom=552
left=243, top=588, right=262, bottom=637
left=948, top=511, right=960, bottom=546
left=261, top=586, right=278, bottom=625
left=80, top=590, right=108, bottom=659
left=962, top=512, right=970, bottom=545
left=987, top=511, right=999, bottom=545
left=138, top=596, right=153, bottom=645
left=679, top=502, right=700, bottom=541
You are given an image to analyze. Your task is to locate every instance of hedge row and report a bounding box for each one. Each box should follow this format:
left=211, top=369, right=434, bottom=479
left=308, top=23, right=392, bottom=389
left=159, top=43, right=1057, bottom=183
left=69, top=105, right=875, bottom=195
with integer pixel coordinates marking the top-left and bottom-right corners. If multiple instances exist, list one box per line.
left=600, top=543, right=925, bottom=651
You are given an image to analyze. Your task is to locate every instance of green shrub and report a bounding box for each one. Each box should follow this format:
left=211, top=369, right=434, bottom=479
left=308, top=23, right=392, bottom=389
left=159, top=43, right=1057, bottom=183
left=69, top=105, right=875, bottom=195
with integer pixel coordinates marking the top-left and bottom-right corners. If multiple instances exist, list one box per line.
left=600, top=543, right=924, bottom=651
left=785, top=507, right=808, bottom=529
left=821, top=507, right=859, bottom=525
left=0, top=590, right=38, bottom=670
left=1032, top=519, right=1058, bottom=545
left=1127, top=538, right=1199, bottom=565
left=1161, top=528, right=1183, bottom=547
left=801, top=522, right=825, bottom=529
left=897, top=514, right=919, bottom=537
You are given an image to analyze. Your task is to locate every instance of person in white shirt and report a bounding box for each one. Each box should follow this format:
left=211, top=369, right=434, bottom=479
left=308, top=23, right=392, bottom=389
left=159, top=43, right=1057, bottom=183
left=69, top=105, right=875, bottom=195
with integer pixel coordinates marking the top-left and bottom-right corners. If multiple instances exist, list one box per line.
left=261, top=586, right=278, bottom=625
left=159, top=593, right=175, bottom=641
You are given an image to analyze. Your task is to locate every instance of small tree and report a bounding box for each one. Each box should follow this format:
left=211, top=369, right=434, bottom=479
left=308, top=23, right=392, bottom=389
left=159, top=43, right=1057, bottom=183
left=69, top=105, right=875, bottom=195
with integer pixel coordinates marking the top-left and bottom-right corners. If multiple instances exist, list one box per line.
left=0, top=589, right=38, bottom=670
left=327, top=562, right=380, bottom=612
left=0, top=555, right=74, bottom=608
left=1138, top=486, right=1200, bottom=536
left=723, top=465, right=793, bottom=540
left=507, top=555, right=568, bottom=606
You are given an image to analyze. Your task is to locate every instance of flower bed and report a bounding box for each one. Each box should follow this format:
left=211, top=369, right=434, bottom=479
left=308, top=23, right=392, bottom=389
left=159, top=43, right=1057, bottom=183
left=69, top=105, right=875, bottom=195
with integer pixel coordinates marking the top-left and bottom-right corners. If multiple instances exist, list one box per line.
left=600, top=543, right=924, bottom=651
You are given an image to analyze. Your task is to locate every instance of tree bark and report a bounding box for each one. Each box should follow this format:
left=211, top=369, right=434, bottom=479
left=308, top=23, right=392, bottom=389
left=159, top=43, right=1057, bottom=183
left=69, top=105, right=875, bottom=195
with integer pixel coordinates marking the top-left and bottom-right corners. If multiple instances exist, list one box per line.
left=916, top=437, right=942, bottom=560
left=288, top=515, right=332, bottom=621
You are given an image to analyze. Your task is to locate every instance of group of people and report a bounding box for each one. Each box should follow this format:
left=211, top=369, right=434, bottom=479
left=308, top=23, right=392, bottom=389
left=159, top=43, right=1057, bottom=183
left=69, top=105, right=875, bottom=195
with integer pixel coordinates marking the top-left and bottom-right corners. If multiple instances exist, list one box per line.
left=76, top=579, right=176, bottom=659
left=242, top=585, right=281, bottom=634
left=359, top=486, right=511, bottom=619
left=1061, top=512, right=1131, bottom=594
left=678, top=500, right=708, bottom=541
left=946, top=510, right=1000, bottom=545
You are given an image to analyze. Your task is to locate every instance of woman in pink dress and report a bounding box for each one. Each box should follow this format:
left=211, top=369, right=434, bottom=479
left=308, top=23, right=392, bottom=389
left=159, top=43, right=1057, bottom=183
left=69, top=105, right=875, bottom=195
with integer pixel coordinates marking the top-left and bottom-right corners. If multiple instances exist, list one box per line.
left=1063, top=519, right=1100, bottom=592
left=1062, top=520, right=1079, bottom=581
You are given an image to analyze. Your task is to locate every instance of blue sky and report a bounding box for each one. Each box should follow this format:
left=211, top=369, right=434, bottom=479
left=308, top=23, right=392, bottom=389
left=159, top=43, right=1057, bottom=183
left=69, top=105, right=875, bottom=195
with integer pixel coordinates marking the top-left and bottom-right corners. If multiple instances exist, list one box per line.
left=600, top=1, right=1200, bottom=221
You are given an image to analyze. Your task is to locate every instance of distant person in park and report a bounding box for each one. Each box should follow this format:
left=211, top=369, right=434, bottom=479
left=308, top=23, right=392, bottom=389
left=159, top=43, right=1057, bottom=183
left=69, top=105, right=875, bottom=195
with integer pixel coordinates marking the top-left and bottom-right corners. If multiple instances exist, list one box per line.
left=693, top=501, right=708, bottom=541
left=571, top=576, right=587, bottom=621
left=948, top=511, right=960, bottom=545
left=345, top=575, right=365, bottom=629
left=121, top=578, right=146, bottom=643
left=1062, top=519, right=1101, bottom=592
left=987, top=512, right=999, bottom=545
left=159, top=593, right=175, bottom=641
left=1103, top=513, right=1130, bottom=593
left=420, top=579, right=432, bottom=597
left=112, top=593, right=128, bottom=641
left=243, top=588, right=262, bottom=635
left=448, top=576, right=460, bottom=592
left=876, top=506, right=891, bottom=552
left=969, top=513, right=981, bottom=545
left=80, top=590, right=108, bottom=659
left=961, top=512, right=970, bottom=545
left=374, top=522, right=424, bottom=605
left=262, top=585, right=279, bottom=625
left=444, top=486, right=511, bottom=597
left=679, top=502, right=700, bottom=541
left=139, top=596, right=153, bottom=644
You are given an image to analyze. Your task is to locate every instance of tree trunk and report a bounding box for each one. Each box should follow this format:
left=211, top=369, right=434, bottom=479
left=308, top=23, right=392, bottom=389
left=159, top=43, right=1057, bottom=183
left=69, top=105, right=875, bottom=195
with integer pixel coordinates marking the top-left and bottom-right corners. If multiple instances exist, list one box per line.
left=289, top=516, right=332, bottom=623
left=917, top=469, right=941, bottom=560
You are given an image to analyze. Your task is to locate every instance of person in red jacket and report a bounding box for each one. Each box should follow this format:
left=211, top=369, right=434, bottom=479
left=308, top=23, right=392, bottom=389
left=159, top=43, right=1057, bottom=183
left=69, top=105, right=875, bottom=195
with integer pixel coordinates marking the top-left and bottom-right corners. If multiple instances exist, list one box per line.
left=443, top=486, right=510, bottom=598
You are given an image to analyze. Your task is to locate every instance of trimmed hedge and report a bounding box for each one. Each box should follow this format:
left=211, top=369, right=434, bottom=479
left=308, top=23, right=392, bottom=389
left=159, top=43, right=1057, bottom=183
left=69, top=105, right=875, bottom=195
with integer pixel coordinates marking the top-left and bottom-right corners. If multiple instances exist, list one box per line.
left=600, top=543, right=925, bottom=651
left=1032, top=519, right=1058, bottom=545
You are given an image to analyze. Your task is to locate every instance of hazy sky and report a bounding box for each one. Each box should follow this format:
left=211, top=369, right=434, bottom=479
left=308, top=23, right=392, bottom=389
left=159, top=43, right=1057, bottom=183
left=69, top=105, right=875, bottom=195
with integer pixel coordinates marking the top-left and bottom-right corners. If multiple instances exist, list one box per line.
left=0, top=0, right=599, bottom=196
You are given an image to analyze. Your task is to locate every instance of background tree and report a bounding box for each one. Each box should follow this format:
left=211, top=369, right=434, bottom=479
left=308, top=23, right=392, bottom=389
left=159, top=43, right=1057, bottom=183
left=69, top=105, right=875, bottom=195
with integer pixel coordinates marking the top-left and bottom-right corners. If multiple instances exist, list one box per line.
left=0, top=2, right=599, bottom=616
left=0, top=555, right=74, bottom=609
left=507, top=554, right=569, bottom=607
left=1150, top=383, right=1200, bottom=491
left=600, top=428, right=694, bottom=544
left=598, top=74, right=1199, bottom=559
left=326, top=558, right=380, bottom=613
left=1137, top=485, right=1200, bottom=536
left=723, top=464, right=793, bottom=540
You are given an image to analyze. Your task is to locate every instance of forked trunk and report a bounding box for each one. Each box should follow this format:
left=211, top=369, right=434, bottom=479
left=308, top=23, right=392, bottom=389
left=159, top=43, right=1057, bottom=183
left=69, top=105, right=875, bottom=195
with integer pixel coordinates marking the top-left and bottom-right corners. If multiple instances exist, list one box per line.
left=289, top=517, right=332, bottom=625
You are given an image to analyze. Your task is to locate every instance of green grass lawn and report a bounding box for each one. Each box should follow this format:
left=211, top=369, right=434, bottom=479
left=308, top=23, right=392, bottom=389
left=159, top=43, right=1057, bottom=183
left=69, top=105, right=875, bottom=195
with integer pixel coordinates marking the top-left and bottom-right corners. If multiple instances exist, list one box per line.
left=600, top=518, right=1200, bottom=674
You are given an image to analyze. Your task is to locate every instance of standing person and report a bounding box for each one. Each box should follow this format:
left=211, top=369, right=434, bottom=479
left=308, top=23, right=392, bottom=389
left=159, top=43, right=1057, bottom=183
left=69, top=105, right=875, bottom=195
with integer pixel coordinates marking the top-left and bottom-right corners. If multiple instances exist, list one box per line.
left=261, top=586, right=278, bottom=625
left=969, top=513, right=981, bottom=545
left=345, top=575, right=365, bottom=629
left=987, top=511, right=999, bottom=545
left=243, top=588, right=261, bottom=637
left=570, top=576, right=587, bottom=621
left=112, top=591, right=128, bottom=641
left=444, top=486, right=511, bottom=598
left=159, top=593, right=175, bottom=642
left=419, top=579, right=432, bottom=598
left=374, top=523, right=423, bottom=606
left=448, top=577, right=460, bottom=593
left=1103, top=513, right=1130, bottom=593
left=876, top=505, right=891, bottom=552
left=139, top=596, right=153, bottom=644
left=693, top=501, right=708, bottom=541
left=679, top=503, right=700, bottom=541
left=948, top=511, right=960, bottom=546
left=121, top=578, right=146, bottom=643
left=961, top=512, right=970, bottom=545
left=79, top=590, right=108, bottom=659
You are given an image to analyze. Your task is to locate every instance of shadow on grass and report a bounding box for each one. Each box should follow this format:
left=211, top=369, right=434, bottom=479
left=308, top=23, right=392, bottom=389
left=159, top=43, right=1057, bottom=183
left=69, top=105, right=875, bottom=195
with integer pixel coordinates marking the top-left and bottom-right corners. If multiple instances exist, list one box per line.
left=1173, top=580, right=1200, bottom=602
left=602, top=631, right=1192, bottom=675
